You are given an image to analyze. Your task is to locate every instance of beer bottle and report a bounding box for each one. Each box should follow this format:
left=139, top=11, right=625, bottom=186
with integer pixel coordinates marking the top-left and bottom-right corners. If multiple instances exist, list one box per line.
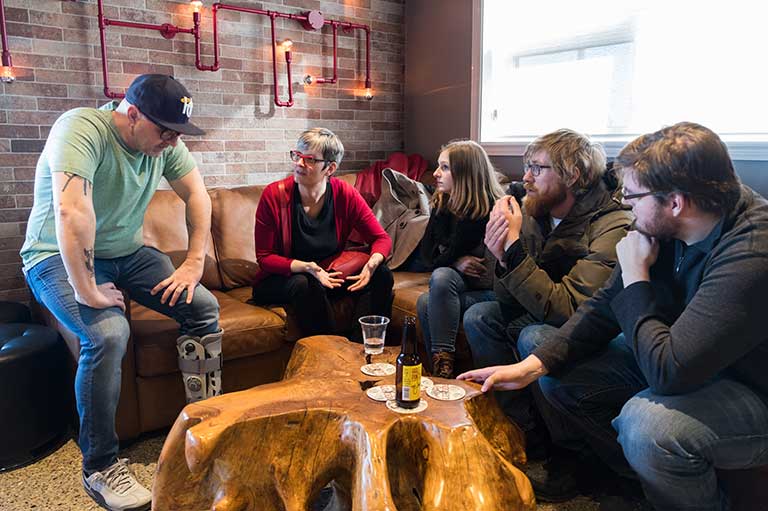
left=395, top=316, right=421, bottom=408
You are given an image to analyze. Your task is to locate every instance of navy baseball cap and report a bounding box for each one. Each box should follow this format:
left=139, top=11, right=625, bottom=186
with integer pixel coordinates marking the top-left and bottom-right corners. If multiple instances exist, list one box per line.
left=125, top=74, right=205, bottom=136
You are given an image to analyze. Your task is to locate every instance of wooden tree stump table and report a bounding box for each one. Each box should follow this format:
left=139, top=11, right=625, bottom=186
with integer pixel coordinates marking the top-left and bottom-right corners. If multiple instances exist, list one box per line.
left=153, top=335, right=535, bottom=511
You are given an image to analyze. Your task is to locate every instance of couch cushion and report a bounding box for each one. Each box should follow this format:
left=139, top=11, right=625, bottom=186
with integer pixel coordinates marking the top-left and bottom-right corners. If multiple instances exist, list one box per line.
left=226, top=286, right=358, bottom=343
left=336, top=173, right=357, bottom=186
left=392, top=271, right=430, bottom=312
left=142, top=189, right=223, bottom=290
left=389, top=271, right=429, bottom=341
left=209, top=186, right=264, bottom=290
left=131, top=289, right=286, bottom=377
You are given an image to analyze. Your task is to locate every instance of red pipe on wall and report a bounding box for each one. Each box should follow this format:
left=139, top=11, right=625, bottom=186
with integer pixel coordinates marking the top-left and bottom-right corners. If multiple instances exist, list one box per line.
left=97, top=0, right=195, bottom=98
left=0, top=0, right=14, bottom=82
left=96, top=0, right=372, bottom=106
left=313, top=23, right=337, bottom=84
left=191, top=3, right=373, bottom=99
left=97, top=0, right=121, bottom=98
left=269, top=13, right=293, bottom=107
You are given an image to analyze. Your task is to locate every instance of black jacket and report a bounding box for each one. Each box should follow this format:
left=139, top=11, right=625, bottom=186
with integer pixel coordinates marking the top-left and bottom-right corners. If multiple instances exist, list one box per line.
left=534, top=185, right=768, bottom=401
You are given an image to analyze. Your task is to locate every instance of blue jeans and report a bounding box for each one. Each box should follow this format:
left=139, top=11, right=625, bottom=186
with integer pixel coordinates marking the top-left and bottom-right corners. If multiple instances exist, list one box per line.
left=518, top=324, right=768, bottom=511
left=463, top=301, right=540, bottom=430
left=25, top=248, right=220, bottom=473
left=416, top=267, right=495, bottom=354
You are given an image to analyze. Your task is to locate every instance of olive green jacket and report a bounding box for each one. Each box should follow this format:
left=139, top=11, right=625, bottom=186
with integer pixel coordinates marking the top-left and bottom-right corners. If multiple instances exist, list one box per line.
left=495, top=181, right=632, bottom=326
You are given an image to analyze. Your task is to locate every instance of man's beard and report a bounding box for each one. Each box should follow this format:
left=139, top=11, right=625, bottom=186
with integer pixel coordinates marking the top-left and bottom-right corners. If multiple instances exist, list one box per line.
left=633, top=216, right=676, bottom=241
left=523, top=182, right=568, bottom=218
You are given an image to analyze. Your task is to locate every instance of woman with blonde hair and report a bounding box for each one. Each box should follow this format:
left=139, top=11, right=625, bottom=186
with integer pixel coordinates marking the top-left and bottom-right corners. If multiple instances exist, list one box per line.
left=416, top=140, right=505, bottom=377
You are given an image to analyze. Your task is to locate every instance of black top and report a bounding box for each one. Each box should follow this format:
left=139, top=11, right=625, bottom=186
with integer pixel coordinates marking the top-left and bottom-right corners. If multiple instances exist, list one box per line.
left=534, top=184, right=768, bottom=402
left=420, top=208, right=489, bottom=268
left=291, top=183, right=338, bottom=263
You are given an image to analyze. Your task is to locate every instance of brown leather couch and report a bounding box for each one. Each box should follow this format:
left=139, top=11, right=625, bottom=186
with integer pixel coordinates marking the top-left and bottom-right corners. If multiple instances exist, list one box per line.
left=39, top=174, right=433, bottom=441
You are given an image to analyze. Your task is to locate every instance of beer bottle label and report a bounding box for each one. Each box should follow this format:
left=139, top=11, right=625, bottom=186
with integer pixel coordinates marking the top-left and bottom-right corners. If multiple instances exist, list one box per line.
left=401, top=364, right=422, bottom=401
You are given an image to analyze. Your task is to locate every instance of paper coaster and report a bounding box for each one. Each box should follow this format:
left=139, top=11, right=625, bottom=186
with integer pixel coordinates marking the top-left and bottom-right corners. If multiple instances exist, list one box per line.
left=386, top=399, right=428, bottom=414
left=426, top=384, right=466, bottom=401
left=421, top=377, right=434, bottom=390
left=360, top=363, right=396, bottom=376
left=366, top=384, right=396, bottom=402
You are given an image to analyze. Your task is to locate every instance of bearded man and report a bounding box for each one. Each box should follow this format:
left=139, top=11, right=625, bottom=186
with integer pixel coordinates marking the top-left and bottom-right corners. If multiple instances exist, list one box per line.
left=462, top=129, right=632, bottom=456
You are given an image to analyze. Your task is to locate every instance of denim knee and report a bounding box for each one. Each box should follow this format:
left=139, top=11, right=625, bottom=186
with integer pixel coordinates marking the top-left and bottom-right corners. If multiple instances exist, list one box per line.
left=429, top=266, right=462, bottom=294
left=184, top=286, right=220, bottom=335
left=614, top=392, right=715, bottom=474
left=416, top=292, right=428, bottom=320
left=517, top=323, right=559, bottom=358
left=83, top=315, right=131, bottom=367
left=462, top=301, right=498, bottom=346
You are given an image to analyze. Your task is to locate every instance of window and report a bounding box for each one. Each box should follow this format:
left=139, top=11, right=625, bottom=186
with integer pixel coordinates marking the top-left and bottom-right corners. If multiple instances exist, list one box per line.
left=477, top=0, right=768, bottom=159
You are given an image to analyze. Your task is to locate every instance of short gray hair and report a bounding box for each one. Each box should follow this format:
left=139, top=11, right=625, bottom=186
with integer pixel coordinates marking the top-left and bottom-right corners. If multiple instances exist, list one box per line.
left=297, top=127, right=344, bottom=167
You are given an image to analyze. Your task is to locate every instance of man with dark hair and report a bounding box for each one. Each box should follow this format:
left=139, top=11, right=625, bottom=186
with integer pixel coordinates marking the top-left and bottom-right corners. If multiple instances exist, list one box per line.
left=462, top=129, right=632, bottom=452
left=21, top=74, right=221, bottom=511
left=459, top=122, right=768, bottom=509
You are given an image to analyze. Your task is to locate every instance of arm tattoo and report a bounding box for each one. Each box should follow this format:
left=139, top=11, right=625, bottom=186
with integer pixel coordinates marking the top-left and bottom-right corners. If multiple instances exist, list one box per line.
left=61, top=172, right=92, bottom=196
left=61, top=172, right=77, bottom=192
left=84, top=248, right=95, bottom=278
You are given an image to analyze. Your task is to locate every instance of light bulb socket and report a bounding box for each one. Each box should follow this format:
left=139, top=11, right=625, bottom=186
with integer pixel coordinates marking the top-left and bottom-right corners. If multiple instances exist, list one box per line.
left=304, top=75, right=314, bottom=85
left=1, top=66, right=15, bottom=83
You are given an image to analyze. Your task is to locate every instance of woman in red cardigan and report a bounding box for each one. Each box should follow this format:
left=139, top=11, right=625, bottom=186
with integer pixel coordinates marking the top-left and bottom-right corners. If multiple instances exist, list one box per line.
left=251, top=128, right=394, bottom=339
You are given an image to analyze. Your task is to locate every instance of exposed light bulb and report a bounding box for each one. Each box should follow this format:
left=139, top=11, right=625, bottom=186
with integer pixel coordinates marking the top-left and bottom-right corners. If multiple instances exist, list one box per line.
left=304, top=75, right=314, bottom=85
left=190, top=0, right=203, bottom=13
left=280, top=39, right=293, bottom=52
left=364, top=87, right=373, bottom=100
left=0, top=66, right=15, bottom=83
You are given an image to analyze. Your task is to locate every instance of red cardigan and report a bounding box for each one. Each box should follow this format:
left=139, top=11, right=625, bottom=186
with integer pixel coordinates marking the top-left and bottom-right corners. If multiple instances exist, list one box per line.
left=253, top=176, right=392, bottom=285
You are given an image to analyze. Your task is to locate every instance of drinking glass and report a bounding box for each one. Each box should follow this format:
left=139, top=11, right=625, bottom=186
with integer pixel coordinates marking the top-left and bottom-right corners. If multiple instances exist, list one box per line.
left=358, top=315, right=389, bottom=355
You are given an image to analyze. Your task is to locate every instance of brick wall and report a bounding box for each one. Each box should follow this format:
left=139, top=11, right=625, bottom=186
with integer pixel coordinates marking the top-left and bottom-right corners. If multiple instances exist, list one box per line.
left=0, top=0, right=405, bottom=302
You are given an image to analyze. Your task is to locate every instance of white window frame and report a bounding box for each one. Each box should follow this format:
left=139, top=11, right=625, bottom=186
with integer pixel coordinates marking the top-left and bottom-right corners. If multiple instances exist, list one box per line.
left=470, top=0, right=768, bottom=161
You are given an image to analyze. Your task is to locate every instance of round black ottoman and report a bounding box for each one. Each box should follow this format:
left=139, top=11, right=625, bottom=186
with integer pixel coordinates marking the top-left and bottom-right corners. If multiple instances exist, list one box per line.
left=0, top=323, right=71, bottom=471
left=0, top=301, right=31, bottom=324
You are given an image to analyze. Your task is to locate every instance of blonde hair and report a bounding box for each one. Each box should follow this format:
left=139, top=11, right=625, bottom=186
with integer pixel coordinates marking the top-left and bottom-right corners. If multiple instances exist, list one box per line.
left=432, top=140, right=505, bottom=220
left=523, top=129, right=606, bottom=193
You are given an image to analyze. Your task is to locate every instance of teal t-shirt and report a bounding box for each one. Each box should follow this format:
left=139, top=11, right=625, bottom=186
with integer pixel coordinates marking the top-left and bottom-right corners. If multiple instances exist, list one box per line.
left=20, top=102, right=196, bottom=271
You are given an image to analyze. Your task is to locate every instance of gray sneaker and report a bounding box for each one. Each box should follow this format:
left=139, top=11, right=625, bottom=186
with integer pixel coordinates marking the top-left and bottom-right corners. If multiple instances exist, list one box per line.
left=82, top=458, right=151, bottom=511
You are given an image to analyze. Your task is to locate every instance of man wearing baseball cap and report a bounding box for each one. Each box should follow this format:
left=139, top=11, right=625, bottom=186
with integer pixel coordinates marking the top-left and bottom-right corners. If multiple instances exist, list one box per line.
left=21, top=74, right=221, bottom=511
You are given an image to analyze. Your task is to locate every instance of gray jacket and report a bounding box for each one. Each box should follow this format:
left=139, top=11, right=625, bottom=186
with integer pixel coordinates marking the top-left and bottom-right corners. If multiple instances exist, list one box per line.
left=372, top=168, right=432, bottom=269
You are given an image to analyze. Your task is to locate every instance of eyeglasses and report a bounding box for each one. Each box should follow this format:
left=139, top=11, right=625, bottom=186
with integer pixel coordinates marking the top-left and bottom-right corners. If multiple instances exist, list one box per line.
left=523, top=163, right=553, bottom=177
left=141, top=113, right=181, bottom=142
left=621, top=189, right=671, bottom=201
left=290, top=150, right=331, bottom=167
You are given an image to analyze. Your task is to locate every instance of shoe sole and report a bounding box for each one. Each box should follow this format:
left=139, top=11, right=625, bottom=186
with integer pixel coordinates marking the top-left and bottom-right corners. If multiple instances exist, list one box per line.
left=82, top=475, right=151, bottom=511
